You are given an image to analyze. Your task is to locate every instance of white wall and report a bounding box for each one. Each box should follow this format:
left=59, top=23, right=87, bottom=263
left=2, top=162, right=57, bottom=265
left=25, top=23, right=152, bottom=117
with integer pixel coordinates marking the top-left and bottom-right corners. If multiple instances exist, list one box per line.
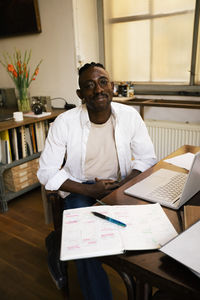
left=72, top=0, right=99, bottom=68
left=0, top=0, right=99, bottom=108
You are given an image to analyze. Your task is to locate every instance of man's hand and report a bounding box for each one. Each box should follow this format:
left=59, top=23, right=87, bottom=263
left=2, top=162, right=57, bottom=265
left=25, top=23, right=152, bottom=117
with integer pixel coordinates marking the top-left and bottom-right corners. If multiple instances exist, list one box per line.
left=87, top=178, right=120, bottom=199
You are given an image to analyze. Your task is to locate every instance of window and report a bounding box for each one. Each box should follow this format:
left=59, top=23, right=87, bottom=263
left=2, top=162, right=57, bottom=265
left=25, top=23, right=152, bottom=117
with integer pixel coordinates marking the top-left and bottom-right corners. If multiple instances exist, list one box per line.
left=102, top=0, right=200, bottom=94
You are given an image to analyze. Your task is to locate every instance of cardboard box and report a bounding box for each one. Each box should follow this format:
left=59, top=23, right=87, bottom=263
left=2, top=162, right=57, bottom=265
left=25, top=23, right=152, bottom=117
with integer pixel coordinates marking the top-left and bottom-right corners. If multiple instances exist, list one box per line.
left=4, top=158, right=39, bottom=192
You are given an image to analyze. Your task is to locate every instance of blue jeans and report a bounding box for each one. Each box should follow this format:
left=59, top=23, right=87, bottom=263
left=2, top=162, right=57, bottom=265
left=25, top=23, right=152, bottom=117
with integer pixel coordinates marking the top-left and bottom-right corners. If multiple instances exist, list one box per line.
left=63, top=190, right=113, bottom=300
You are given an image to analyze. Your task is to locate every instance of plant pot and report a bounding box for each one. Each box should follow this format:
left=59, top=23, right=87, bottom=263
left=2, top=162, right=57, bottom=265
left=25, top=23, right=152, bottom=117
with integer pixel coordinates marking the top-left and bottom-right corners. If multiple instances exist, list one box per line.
left=16, top=88, right=31, bottom=112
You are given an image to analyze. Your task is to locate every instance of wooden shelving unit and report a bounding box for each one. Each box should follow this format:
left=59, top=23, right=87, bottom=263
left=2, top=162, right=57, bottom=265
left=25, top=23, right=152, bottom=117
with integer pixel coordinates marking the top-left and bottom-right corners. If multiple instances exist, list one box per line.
left=113, top=97, right=200, bottom=119
left=0, top=109, right=64, bottom=212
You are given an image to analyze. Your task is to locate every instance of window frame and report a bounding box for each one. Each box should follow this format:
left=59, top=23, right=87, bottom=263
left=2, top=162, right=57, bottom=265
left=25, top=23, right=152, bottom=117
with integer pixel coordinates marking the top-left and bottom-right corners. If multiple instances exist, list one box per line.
left=98, top=0, right=200, bottom=96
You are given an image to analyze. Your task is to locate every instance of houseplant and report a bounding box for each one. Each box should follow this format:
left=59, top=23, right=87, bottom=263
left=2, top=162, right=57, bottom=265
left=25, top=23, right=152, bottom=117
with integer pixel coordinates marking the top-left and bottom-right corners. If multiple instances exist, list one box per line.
left=0, top=49, right=42, bottom=112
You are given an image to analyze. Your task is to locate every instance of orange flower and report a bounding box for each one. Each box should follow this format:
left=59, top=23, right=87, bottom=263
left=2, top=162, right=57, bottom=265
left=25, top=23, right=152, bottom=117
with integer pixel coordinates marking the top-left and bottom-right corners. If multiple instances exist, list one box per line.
left=12, top=70, right=18, bottom=77
left=17, top=61, right=21, bottom=68
left=7, top=64, right=15, bottom=72
left=0, top=50, right=42, bottom=91
left=35, top=68, right=39, bottom=76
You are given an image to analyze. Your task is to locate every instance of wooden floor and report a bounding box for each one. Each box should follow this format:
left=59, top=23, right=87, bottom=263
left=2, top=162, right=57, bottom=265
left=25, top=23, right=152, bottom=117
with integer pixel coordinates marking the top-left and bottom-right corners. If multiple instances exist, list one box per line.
left=0, top=187, right=127, bottom=300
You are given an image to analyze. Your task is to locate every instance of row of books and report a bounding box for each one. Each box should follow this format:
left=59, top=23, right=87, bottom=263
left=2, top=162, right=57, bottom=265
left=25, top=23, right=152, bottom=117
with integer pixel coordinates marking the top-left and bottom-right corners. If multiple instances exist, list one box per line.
left=0, top=120, right=50, bottom=164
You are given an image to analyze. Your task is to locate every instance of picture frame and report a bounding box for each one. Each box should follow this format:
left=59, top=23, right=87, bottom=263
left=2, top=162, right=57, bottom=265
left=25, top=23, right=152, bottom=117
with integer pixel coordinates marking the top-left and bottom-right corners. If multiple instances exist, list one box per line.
left=0, top=0, right=42, bottom=38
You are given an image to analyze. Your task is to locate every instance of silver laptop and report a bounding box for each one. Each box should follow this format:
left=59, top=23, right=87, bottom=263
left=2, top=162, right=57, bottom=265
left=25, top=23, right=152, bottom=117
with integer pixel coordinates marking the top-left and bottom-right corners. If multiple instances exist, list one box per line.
left=124, top=152, right=200, bottom=210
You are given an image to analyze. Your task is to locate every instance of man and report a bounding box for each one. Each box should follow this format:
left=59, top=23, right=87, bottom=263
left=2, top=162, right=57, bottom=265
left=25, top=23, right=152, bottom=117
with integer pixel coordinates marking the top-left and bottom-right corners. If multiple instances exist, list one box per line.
left=37, top=62, right=157, bottom=299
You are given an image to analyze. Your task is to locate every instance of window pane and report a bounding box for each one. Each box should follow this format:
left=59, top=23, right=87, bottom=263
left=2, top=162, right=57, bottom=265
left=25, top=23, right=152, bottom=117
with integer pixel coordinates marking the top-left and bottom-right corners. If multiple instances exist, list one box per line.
left=105, top=21, right=150, bottom=81
left=107, top=0, right=150, bottom=18
left=152, top=13, right=194, bottom=83
left=153, top=0, right=195, bottom=14
left=103, top=0, right=196, bottom=86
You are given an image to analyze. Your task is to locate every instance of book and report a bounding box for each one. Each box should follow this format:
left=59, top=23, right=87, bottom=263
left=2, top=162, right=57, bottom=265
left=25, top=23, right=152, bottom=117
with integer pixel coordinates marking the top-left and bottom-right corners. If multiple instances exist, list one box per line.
left=23, top=112, right=51, bottom=118
left=184, top=205, right=200, bottom=229
left=1, top=139, right=7, bottom=164
left=20, top=126, right=27, bottom=158
left=25, top=125, right=34, bottom=156
left=35, top=122, right=42, bottom=152
left=0, top=130, right=12, bottom=163
left=8, top=129, right=15, bottom=161
left=12, top=128, right=19, bottom=161
left=29, top=123, right=37, bottom=153
left=60, top=203, right=178, bottom=261
left=16, top=127, right=23, bottom=159
left=160, top=220, right=200, bottom=278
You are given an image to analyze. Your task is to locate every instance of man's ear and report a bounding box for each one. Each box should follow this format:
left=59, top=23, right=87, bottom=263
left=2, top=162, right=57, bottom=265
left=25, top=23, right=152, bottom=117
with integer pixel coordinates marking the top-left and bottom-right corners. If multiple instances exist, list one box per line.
left=76, top=89, right=83, bottom=100
left=76, top=89, right=85, bottom=104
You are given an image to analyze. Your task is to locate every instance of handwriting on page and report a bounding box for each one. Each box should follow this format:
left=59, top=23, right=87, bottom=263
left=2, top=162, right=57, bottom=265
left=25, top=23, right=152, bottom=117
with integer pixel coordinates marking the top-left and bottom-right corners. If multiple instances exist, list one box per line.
left=62, top=208, right=123, bottom=259
left=112, top=205, right=177, bottom=250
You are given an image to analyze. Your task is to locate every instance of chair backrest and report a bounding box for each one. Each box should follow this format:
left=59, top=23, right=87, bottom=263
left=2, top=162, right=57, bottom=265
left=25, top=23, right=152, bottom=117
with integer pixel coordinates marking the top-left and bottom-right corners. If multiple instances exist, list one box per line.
left=46, top=192, right=63, bottom=231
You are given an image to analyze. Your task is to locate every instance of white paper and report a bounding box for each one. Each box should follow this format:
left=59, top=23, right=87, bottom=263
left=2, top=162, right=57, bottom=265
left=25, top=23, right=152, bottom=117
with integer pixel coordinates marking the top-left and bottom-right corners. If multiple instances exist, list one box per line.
left=23, top=112, right=51, bottom=118
left=160, top=220, right=200, bottom=275
left=164, top=152, right=195, bottom=170
left=60, top=203, right=178, bottom=261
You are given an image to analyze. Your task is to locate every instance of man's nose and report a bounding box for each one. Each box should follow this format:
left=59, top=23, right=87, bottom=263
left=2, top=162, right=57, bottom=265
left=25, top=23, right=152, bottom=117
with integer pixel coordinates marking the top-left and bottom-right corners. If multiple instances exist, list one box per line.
left=94, top=82, right=103, bottom=93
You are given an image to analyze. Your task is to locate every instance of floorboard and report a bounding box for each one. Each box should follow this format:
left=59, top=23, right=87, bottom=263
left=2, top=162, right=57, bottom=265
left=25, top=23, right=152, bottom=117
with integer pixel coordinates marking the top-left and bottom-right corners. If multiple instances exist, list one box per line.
left=0, top=187, right=127, bottom=299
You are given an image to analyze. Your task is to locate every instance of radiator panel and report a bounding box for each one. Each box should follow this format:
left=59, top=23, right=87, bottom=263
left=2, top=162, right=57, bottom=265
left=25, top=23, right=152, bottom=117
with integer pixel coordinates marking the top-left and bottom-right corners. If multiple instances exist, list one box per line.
left=145, top=120, right=200, bottom=161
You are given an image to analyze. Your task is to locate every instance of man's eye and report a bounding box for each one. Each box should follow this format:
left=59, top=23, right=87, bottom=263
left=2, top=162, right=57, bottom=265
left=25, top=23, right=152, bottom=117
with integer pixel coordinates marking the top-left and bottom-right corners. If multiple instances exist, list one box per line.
left=84, top=82, right=95, bottom=89
left=99, top=78, right=108, bottom=87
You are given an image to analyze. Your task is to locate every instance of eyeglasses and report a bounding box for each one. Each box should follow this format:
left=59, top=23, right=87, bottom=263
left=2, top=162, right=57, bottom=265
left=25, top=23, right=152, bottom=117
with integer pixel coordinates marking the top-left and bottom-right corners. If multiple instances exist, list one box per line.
left=82, top=77, right=110, bottom=90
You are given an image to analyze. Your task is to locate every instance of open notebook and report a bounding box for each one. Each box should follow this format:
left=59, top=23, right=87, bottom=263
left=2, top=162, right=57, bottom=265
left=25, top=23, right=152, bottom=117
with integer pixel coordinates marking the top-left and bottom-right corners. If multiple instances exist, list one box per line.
left=124, top=152, right=200, bottom=210
left=60, top=203, right=177, bottom=261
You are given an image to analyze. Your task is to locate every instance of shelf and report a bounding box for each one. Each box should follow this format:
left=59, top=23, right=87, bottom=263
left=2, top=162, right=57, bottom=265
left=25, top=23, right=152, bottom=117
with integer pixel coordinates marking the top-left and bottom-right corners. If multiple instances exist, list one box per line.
left=0, top=153, right=41, bottom=172
left=0, top=109, right=64, bottom=132
left=113, top=97, right=200, bottom=119
left=0, top=109, right=65, bottom=213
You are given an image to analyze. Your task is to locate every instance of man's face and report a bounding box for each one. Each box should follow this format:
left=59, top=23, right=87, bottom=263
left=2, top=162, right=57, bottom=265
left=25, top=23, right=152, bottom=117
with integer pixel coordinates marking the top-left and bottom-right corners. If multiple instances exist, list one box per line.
left=77, top=66, right=113, bottom=113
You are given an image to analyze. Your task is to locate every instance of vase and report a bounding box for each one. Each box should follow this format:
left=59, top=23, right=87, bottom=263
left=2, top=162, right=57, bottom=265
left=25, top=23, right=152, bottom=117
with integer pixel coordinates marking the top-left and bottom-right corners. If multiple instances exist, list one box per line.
left=16, top=87, right=31, bottom=113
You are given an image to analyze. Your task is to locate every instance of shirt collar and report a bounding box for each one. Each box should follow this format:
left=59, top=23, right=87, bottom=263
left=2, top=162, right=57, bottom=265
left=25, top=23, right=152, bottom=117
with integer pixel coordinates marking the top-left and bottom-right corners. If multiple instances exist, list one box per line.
left=80, top=102, right=117, bottom=128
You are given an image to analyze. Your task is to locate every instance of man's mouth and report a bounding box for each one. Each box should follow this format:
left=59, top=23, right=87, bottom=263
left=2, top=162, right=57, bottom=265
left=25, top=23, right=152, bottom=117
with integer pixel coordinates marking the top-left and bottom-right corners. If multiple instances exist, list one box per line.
left=94, top=94, right=108, bottom=101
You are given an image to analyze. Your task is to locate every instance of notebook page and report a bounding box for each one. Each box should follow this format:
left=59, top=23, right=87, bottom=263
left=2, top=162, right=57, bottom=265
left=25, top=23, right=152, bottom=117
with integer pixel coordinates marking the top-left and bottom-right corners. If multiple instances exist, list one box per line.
left=60, top=206, right=124, bottom=261
left=114, top=203, right=178, bottom=250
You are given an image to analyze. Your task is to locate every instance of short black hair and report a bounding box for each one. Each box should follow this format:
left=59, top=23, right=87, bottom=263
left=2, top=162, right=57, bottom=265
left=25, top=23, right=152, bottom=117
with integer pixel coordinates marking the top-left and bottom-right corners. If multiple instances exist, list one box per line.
left=78, top=62, right=105, bottom=76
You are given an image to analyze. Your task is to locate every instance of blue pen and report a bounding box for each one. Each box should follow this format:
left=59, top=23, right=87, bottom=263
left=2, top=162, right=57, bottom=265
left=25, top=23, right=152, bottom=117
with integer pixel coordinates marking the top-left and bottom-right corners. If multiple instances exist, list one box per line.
left=92, top=211, right=127, bottom=227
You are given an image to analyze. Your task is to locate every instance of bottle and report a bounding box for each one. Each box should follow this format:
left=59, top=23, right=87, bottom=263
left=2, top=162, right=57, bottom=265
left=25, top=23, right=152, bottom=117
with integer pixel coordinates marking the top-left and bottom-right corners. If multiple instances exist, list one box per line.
left=128, top=82, right=134, bottom=97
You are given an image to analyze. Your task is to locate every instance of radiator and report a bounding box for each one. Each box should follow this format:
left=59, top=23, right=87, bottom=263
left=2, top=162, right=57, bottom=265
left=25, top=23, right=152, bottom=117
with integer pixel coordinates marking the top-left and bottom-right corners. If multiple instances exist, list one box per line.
left=145, top=120, right=200, bottom=161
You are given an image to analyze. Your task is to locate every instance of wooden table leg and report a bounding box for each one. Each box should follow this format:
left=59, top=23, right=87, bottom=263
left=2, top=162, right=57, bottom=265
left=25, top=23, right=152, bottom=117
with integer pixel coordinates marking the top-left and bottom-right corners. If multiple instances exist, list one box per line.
left=135, top=279, right=152, bottom=300
left=117, top=270, right=135, bottom=300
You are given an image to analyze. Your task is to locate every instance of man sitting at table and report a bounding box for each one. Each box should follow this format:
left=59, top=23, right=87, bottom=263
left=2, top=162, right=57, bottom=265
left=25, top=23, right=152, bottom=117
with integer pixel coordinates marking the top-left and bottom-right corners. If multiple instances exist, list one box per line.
left=37, top=62, right=157, bottom=300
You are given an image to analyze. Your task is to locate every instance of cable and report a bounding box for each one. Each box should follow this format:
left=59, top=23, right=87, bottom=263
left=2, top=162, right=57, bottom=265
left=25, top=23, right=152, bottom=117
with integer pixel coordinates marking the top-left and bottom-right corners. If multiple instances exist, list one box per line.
left=50, top=97, right=76, bottom=110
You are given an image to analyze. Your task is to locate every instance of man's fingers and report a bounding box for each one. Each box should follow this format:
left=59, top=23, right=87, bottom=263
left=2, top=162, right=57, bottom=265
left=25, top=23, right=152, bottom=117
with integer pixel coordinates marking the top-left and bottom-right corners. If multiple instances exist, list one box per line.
left=105, top=182, right=119, bottom=190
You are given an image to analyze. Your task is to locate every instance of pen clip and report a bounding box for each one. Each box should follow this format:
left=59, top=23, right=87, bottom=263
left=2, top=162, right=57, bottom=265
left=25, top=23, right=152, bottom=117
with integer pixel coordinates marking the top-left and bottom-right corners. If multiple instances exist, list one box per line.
left=96, top=199, right=107, bottom=205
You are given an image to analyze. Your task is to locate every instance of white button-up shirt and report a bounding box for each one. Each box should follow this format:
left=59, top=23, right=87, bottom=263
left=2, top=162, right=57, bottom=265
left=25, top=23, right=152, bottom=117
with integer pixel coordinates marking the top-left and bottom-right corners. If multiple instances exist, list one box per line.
left=37, top=102, right=157, bottom=197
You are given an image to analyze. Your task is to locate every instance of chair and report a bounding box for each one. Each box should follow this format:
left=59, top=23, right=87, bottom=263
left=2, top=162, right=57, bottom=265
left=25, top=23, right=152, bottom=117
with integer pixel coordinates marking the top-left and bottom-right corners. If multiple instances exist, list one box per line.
left=45, top=191, right=69, bottom=299
left=44, top=190, right=136, bottom=300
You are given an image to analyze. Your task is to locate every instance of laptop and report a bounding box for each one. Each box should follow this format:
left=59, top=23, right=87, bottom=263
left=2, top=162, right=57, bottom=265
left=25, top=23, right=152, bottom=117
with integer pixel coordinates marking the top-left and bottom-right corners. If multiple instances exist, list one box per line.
left=124, top=152, right=200, bottom=210
left=0, top=114, right=13, bottom=122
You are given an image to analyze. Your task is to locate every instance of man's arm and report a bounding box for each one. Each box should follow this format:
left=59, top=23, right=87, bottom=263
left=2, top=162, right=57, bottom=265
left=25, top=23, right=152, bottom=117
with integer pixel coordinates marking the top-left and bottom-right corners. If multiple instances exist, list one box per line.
left=118, top=169, right=141, bottom=187
left=59, top=169, right=141, bottom=200
left=60, top=178, right=120, bottom=199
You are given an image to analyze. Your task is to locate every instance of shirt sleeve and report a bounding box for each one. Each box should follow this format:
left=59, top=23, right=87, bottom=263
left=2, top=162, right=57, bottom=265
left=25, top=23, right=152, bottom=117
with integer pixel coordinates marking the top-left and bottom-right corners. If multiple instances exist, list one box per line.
left=37, top=117, right=75, bottom=191
left=130, top=112, right=157, bottom=172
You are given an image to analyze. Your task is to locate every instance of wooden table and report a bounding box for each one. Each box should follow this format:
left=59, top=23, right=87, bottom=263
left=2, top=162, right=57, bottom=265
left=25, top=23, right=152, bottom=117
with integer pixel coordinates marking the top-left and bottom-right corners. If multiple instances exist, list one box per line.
left=100, top=145, right=200, bottom=300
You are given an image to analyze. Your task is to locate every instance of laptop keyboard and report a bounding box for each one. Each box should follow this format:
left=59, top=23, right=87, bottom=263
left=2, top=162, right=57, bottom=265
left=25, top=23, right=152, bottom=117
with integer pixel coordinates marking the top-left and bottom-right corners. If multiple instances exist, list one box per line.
left=147, top=173, right=188, bottom=203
